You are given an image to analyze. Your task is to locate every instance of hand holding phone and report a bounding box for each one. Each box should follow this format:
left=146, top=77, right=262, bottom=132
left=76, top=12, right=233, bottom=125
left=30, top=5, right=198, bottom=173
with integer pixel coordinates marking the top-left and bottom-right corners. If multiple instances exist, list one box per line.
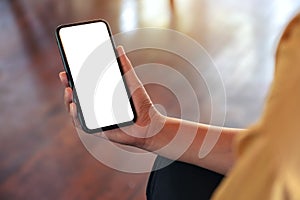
left=59, top=46, right=165, bottom=149
left=56, top=20, right=163, bottom=144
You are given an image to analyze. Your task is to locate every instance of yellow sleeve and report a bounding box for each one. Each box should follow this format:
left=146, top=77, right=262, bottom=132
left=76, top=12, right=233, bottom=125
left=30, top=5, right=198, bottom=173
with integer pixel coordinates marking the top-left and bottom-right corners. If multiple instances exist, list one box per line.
left=212, top=14, right=300, bottom=200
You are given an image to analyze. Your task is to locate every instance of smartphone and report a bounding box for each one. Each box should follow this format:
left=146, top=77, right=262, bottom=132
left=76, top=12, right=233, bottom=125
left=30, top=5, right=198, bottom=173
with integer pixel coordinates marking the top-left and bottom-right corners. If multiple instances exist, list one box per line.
left=55, top=19, right=136, bottom=133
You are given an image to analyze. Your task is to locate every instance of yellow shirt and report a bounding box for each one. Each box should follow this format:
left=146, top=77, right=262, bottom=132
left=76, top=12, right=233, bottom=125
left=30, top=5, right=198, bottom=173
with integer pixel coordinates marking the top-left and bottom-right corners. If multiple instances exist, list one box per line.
left=212, top=14, right=300, bottom=200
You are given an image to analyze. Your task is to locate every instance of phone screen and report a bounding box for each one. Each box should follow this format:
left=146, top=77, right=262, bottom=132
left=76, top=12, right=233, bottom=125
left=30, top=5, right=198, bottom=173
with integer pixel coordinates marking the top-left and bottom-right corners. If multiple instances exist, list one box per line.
left=56, top=20, right=136, bottom=133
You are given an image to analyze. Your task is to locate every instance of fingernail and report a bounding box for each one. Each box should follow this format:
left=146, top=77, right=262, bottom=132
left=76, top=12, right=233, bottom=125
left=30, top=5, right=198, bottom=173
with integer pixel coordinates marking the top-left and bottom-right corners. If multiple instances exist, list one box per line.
left=59, top=73, right=63, bottom=80
left=118, top=46, right=125, bottom=54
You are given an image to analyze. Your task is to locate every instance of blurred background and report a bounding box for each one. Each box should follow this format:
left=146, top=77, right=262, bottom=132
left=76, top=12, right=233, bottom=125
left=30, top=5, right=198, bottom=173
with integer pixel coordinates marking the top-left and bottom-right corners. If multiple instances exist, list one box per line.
left=1, top=0, right=300, bottom=199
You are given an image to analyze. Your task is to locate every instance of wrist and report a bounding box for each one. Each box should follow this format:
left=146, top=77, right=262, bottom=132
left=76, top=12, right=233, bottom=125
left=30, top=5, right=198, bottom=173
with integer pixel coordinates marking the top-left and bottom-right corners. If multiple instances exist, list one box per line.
left=142, top=114, right=167, bottom=151
left=143, top=115, right=178, bottom=152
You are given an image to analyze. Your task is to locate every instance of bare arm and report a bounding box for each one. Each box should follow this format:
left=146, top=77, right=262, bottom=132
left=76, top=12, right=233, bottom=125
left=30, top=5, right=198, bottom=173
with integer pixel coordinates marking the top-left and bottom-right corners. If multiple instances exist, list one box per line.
left=144, top=117, right=241, bottom=174
left=59, top=46, right=242, bottom=175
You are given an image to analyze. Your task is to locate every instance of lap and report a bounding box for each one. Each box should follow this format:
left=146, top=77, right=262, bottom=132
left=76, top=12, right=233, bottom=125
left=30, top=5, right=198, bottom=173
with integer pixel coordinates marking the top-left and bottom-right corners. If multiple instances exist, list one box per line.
left=146, top=156, right=224, bottom=200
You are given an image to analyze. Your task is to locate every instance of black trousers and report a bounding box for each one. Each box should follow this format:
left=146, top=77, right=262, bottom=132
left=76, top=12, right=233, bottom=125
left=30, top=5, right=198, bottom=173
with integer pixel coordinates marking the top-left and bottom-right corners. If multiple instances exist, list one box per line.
left=146, top=156, right=224, bottom=200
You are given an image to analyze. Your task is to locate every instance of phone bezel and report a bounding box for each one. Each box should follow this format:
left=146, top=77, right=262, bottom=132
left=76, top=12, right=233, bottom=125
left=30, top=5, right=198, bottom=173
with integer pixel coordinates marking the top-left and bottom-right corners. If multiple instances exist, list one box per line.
left=55, top=19, right=137, bottom=133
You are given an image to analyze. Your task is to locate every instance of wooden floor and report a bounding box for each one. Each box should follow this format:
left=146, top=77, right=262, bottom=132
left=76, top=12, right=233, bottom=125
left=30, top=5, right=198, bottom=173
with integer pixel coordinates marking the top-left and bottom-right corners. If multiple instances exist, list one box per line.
left=1, top=0, right=299, bottom=199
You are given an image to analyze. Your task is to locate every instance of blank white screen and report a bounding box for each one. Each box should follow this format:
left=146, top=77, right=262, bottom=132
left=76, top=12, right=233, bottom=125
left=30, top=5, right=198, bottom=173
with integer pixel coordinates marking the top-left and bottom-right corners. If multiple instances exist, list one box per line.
left=59, top=21, right=134, bottom=130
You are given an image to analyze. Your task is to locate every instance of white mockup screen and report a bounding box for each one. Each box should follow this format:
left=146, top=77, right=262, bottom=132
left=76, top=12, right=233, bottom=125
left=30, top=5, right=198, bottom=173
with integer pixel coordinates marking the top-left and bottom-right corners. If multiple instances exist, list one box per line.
left=59, top=21, right=134, bottom=130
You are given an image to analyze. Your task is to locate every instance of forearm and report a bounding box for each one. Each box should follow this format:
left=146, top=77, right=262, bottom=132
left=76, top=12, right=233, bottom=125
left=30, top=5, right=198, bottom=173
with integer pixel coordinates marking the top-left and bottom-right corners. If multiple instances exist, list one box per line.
left=145, top=116, right=242, bottom=175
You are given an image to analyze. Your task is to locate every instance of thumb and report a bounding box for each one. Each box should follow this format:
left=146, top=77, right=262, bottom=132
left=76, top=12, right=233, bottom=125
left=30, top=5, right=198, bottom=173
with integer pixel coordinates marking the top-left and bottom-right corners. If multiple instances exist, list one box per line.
left=116, top=46, right=143, bottom=92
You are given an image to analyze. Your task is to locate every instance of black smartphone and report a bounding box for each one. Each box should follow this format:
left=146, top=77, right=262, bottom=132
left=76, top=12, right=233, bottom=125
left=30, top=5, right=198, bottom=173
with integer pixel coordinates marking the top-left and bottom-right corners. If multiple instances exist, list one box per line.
left=55, top=19, right=136, bottom=133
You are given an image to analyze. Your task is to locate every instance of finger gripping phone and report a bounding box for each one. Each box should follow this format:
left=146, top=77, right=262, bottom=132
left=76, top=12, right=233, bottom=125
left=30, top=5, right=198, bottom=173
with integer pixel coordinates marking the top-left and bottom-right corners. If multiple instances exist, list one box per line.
left=56, top=19, right=136, bottom=133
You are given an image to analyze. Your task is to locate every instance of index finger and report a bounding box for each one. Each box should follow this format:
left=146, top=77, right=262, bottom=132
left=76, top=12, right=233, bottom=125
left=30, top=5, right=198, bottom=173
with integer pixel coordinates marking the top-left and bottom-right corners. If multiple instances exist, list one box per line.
left=59, top=71, right=69, bottom=87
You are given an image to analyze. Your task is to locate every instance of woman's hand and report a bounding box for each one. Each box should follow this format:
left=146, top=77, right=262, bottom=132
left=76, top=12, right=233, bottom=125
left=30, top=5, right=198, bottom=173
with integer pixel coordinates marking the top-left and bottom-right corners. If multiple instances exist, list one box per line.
left=59, top=46, right=238, bottom=174
left=59, top=46, right=166, bottom=150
